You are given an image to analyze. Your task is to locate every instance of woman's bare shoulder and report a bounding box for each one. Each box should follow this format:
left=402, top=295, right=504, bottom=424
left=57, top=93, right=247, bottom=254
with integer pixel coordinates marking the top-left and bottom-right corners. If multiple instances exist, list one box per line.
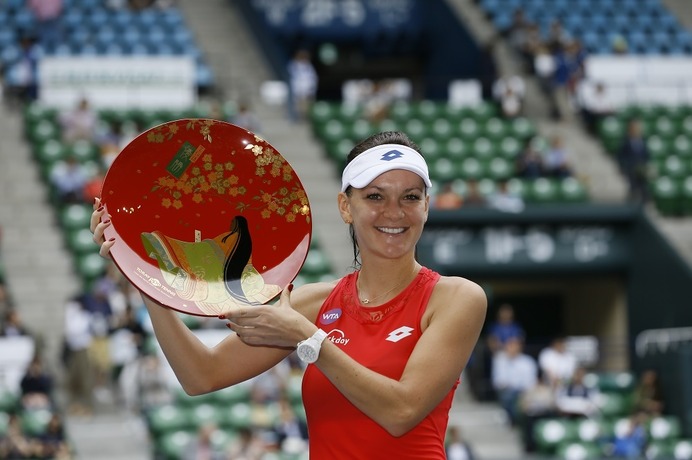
left=289, top=279, right=341, bottom=322
left=431, top=275, right=488, bottom=316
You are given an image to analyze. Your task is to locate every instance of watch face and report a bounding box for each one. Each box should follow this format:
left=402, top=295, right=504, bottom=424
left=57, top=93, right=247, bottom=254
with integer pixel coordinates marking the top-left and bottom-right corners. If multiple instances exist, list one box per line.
left=298, top=343, right=317, bottom=363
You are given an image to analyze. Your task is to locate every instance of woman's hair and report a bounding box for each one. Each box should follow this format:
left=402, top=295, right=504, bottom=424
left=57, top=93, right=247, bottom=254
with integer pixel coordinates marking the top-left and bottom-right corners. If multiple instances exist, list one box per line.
left=343, top=131, right=424, bottom=269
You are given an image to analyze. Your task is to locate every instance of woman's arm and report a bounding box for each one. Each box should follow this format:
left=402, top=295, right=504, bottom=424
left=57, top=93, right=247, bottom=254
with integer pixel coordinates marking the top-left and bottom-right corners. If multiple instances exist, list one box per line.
left=227, top=275, right=487, bottom=436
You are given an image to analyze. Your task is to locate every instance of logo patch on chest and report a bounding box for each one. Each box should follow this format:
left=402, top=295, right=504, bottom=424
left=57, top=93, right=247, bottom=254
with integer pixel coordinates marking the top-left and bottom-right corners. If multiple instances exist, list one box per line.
left=319, top=308, right=342, bottom=325
left=386, top=326, right=414, bottom=343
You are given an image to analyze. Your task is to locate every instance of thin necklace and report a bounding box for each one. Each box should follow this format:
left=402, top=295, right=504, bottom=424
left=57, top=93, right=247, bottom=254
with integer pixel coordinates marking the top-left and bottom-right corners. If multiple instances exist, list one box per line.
left=357, top=266, right=417, bottom=305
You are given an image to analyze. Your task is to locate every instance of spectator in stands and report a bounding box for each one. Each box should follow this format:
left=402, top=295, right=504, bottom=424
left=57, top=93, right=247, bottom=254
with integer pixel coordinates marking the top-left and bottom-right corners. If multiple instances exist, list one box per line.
left=488, top=179, right=525, bottom=213
left=183, top=423, right=226, bottom=460
left=434, top=182, right=463, bottom=210
left=225, top=426, right=265, bottom=460
left=287, top=49, right=318, bottom=122
left=20, top=354, right=54, bottom=410
left=80, top=285, right=115, bottom=405
left=579, top=82, right=615, bottom=134
left=632, top=369, right=665, bottom=416
left=486, top=303, right=525, bottom=355
left=538, top=336, right=578, bottom=387
left=82, top=166, right=106, bottom=205
left=555, top=366, right=599, bottom=417
left=516, top=137, right=545, bottom=179
left=445, top=426, right=476, bottom=460
left=610, top=411, right=648, bottom=458
left=363, top=80, right=396, bottom=123
left=36, top=413, right=71, bottom=459
left=273, top=397, right=308, bottom=453
left=28, top=0, right=63, bottom=46
left=59, top=98, right=99, bottom=144
left=0, top=308, right=31, bottom=337
left=493, top=75, right=525, bottom=119
left=491, top=336, right=538, bottom=426
left=63, top=295, right=94, bottom=416
left=49, top=154, right=90, bottom=204
left=96, top=120, right=129, bottom=167
left=462, top=179, right=487, bottom=208
left=543, top=134, right=574, bottom=178
left=231, top=101, right=263, bottom=134
left=617, top=118, right=651, bottom=204
left=0, top=411, right=40, bottom=458
left=519, top=377, right=558, bottom=453
left=4, top=35, right=40, bottom=106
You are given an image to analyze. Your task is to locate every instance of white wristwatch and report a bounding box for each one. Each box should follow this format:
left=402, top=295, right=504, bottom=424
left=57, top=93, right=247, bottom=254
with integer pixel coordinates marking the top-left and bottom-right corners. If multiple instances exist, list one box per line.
left=296, top=329, right=328, bottom=364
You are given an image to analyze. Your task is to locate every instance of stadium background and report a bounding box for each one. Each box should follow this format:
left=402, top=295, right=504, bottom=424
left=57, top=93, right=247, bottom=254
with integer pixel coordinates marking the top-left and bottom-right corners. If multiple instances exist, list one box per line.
left=0, top=0, right=692, bottom=458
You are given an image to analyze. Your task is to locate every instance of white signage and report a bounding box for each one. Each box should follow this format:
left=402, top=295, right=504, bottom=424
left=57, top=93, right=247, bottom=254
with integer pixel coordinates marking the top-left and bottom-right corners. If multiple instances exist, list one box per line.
left=38, top=56, right=197, bottom=110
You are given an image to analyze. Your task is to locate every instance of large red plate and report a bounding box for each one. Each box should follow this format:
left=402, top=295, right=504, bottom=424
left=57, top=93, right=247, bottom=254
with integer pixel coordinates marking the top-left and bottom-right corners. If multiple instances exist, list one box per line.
left=101, top=119, right=312, bottom=316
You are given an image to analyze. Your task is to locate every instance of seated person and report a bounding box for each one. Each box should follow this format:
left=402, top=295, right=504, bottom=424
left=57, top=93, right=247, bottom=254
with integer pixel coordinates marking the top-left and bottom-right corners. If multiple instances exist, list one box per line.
left=555, top=366, right=599, bottom=417
left=491, top=337, right=538, bottom=425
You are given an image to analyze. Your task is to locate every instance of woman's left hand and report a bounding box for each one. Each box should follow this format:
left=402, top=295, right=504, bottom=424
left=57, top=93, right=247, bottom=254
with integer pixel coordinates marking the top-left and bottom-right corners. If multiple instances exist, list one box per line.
left=222, top=285, right=317, bottom=348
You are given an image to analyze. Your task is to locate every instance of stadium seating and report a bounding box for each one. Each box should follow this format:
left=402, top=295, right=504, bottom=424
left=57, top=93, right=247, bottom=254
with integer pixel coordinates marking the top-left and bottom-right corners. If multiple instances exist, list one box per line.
left=310, top=100, right=590, bottom=205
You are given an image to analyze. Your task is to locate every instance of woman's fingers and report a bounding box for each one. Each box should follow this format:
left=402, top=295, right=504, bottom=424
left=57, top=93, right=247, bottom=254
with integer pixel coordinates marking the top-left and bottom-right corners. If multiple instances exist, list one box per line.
left=90, top=197, right=114, bottom=257
left=99, top=238, right=116, bottom=258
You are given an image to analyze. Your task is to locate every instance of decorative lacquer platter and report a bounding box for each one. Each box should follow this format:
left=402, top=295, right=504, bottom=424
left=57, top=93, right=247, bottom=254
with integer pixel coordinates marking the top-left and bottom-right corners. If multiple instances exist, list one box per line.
left=101, top=119, right=312, bottom=316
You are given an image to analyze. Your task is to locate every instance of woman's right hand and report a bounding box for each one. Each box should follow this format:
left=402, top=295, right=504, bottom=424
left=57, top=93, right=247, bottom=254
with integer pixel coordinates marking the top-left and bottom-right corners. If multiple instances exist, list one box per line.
left=90, top=197, right=115, bottom=258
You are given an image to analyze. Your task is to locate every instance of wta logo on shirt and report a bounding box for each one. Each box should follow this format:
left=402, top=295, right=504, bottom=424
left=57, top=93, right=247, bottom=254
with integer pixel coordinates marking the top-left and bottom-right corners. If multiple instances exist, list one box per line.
left=319, top=308, right=341, bottom=325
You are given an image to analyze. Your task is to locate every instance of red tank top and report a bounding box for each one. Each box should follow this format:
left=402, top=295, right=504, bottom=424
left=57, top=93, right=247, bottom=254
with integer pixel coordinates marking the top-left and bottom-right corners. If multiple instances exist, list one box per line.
left=302, top=266, right=457, bottom=459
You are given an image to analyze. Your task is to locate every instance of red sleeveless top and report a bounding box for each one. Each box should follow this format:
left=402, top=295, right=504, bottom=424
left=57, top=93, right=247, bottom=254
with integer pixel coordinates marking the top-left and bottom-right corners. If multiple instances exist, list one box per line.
left=301, top=266, right=457, bottom=459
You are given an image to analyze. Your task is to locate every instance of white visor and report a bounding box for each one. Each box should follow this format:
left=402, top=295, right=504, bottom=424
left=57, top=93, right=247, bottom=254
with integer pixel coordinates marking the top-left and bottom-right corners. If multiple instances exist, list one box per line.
left=340, top=144, right=432, bottom=192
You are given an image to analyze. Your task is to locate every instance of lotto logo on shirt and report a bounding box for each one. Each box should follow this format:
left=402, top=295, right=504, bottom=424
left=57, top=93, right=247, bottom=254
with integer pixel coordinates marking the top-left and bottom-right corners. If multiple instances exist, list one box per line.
left=327, top=329, right=350, bottom=346
left=319, top=308, right=341, bottom=325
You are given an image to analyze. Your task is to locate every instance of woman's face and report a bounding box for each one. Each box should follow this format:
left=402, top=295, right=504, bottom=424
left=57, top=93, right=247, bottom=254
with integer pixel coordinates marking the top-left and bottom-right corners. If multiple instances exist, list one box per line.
left=340, top=169, right=429, bottom=261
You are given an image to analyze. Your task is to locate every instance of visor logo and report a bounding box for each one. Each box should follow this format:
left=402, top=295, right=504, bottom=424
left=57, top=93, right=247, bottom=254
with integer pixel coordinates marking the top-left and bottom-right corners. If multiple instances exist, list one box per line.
left=381, top=150, right=404, bottom=161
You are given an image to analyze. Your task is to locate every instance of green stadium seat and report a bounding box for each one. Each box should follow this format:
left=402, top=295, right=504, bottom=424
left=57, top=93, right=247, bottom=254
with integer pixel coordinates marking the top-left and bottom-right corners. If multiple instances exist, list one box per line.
left=528, top=178, right=560, bottom=204
left=498, top=136, right=522, bottom=159
left=147, top=404, right=193, bottom=437
left=327, top=138, right=354, bottom=165
left=472, top=137, right=495, bottom=160
left=0, top=389, right=19, bottom=412
left=660, top=155, right=688, bottom=179
left=415, top=100, right=442, bottom=121
left=20, top=409, right=53, bottom=436
left=213, top=383, right=251, bottom=406
left=648, top=416, right=682, bottom=442
left=335, top=103, right=362, bottom=123
left=468, top=102, right=496, bottom=123
left=24, top=103, right=57, bottom=126
left=60, top=204, right=93, bottom=230
left=651, top=176, right=682, bottom=216
left=653, top=115, right=677, bottom=139
left=419, top=138, right=442, bottom=162
left=556, top=441, right=602, bottom=460
left=646, top=440, right=674, bottom=460
left=672, top=135, right=692, bottom=157
left=445, top=138, right=470, bottom=161
left=595, top=391, right=633, bottom=417
left=27, top=119, right=59, bottom=145
left=189, top=403, right=222, bottom=428
left=430, top=118, right=454, bottom=142
left=559, top=177, right=589, bottom=203
left=486, top=157, right=513, bottom=181
left=430, top=157, right=461, bottom=183
left=377, top=118, right=401, bottom=133
left=647, top=135, right=670, bottom=161
left=310, top=101, right=335, bottom=125
left=534, top=418, right=577, bottom=453
left=389, top=101, right=414, bottom=122
left=457, top=118, right=480, bottom=141
left=575, top=418, right=611, bottom=443
left=483, top=117, right=508, bottom=141
left=673, top=439, right=692, bottom=460
left=156, top=430, right=194, bottom=459
left=66, top=228, right=100, bottom=255
left=348, top=119, right=376, bottom=142
left=403, top=118, right=427, bottom=142
left=598, top=116, right=625, bottom=153
left=222, top=402, right=252, bottom=429
left=507, top=178, right=529, bottom=201
left=459, top=157, right=484, bottom=181
left=35, top=139, right=68, bottom=168
left=680, top=115, right=692, bottom=137
left=69, top=139, right=100, bottom=163
left=317, top=119, right=346, bottom=145
left=509, top=117, right=536, bottom=140
left=172, top=386, right=216, bottom=406
left=75, top=252, right=108, bottom=283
